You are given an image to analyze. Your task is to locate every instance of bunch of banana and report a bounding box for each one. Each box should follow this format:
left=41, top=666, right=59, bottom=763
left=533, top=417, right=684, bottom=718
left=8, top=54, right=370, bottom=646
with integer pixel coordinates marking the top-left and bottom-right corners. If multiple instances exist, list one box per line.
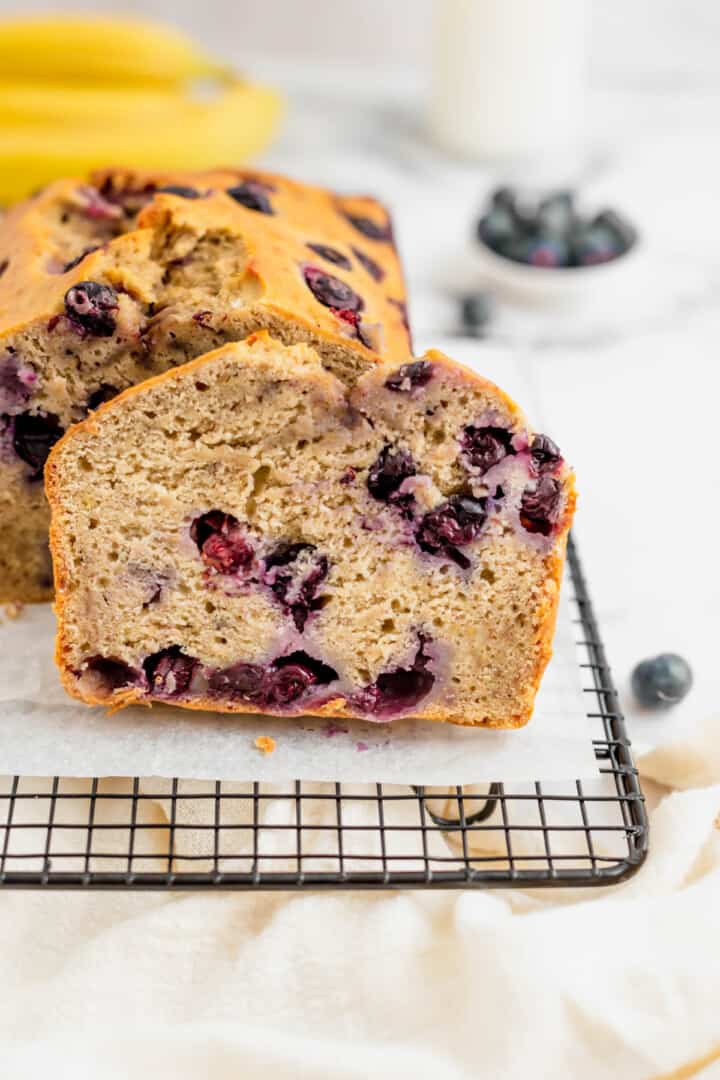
left=0, top=14, right=283, bottom=205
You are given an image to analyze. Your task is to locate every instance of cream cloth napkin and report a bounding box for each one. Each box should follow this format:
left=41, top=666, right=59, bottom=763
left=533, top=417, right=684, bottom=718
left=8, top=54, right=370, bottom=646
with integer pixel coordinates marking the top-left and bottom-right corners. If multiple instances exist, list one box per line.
left=1, top=719, right=719, bottom=1080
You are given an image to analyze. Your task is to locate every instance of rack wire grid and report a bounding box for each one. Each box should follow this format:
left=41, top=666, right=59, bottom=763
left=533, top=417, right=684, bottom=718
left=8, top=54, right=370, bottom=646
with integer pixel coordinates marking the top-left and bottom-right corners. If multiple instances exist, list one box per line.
left=0, top=535, right=648, bottom=891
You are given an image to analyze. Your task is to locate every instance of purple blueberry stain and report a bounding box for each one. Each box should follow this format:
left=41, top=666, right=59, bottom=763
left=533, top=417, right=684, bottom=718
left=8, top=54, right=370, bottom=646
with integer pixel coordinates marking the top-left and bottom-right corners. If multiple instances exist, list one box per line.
left=261, top=543, right=330, bottom=631
left=190, top=511, right=255, bottom=576
left=357, top=636, right=435, bottom=718
left=351, top=246, right=385, bottom=282
left=0, top=355, right=38, bottom=413
left=385, top=360, right=434, bottom=393
left=324, top=722, right=350, bottom=738
left=143, top=646, right=199, bottom=699
left=303, top=264, right=364, bottom=313
left=306, top=243, right=352, bottom=270
left=12, top=411, right=63, bottom=479
left=416, top=494, right=487, bottom=569
left=226, top=181, right=274, bottom=214
left=75, top=185, right=124, bottom=222
left=461, top=425, right=515, bottom=475
left=520, top=476, right=562, bottom=536
left=64, top=280, right=118, bottom=337
left=333, top=307, right=375, bottom=349
left=366, top=445, right=417, bottom=512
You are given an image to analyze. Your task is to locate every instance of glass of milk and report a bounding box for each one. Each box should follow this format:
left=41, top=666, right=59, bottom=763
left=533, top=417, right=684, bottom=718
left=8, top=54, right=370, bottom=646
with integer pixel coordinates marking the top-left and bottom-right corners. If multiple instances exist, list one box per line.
left=428, top=0, right=590, bottom=162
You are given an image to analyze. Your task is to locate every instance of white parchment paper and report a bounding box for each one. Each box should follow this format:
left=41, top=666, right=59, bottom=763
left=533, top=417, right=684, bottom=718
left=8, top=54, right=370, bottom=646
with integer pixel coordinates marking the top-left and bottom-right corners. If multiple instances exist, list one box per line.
left=0, top=582, right=598, bottom=783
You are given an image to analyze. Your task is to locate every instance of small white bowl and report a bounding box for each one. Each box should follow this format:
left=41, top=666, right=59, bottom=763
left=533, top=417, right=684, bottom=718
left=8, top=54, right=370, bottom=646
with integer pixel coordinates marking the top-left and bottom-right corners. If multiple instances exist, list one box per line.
left=470, top=230, right=645, bottom=309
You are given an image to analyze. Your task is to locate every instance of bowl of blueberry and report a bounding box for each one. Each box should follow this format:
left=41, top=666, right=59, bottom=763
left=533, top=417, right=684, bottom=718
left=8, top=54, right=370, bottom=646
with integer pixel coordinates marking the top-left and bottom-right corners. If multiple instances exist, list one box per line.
left=474, top=186, right=641, bottom=304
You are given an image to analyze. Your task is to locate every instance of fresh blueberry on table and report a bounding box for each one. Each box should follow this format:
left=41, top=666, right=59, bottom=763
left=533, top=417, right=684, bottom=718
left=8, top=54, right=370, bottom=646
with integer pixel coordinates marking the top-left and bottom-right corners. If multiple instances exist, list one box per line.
left=459, top=293, right=493, bottom=337
left=631, top=654, right=693, bottom=708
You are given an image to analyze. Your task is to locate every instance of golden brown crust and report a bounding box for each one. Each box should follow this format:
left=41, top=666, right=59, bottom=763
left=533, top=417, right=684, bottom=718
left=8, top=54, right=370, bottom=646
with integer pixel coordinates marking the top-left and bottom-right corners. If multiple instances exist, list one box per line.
left=0, top=166, right=410, bottom=357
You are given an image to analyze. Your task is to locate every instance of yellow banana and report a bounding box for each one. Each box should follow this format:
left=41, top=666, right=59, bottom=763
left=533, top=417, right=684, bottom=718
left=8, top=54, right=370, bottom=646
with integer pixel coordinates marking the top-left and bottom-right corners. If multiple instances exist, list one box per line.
left=0, top=82, right=283, bottom=204
left=0, top=15, right=229, bottom=86
left=0, top=81, right=241, bottom=127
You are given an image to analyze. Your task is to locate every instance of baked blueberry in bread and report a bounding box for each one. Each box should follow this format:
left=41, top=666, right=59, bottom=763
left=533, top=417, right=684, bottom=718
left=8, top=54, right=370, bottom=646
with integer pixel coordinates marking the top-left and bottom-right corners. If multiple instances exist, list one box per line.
left=46, top=332, right=576, bottom=727
left=0, top=167, right=409, bottom=602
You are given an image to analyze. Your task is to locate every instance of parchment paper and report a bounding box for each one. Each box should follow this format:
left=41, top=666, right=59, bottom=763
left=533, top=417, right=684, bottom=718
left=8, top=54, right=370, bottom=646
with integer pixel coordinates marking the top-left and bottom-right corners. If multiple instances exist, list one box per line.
left=0, top=341, right=599, bottom=784
left=0, top=582, right=598, bottom=783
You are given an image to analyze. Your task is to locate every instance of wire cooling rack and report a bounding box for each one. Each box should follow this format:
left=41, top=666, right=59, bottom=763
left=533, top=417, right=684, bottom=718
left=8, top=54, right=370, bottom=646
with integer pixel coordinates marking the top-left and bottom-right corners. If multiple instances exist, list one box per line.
left=0, top=535, right=647, bottom=890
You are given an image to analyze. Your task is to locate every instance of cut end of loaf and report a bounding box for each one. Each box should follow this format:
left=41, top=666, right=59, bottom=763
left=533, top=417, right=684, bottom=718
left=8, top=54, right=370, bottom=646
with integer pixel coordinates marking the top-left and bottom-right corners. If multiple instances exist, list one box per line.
left=47, top=333, right=575, bottom=728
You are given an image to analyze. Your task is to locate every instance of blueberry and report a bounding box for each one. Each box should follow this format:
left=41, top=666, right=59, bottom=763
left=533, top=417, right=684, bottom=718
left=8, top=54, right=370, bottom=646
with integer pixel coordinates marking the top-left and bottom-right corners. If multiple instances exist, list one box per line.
left=261, top=543, right=329, bottom=631
left=190, top=511, right=254, bottom=575
left=385, top=360, right=434, bottom=393
left=268, top=651, right=338, bottom=705
left=357, top=636, right=434, bottom=717
left=306, top=243, right=352, bottom=271
left=0, top=259, right=8, bottom=278
left=83, top=656, right=141, bottom=693
left=209, top=651, right=336, bottom=708
left=64, top=280, right=118, bottom=336
left=631, top=654, right=693, bottom=708
left=342, top=212, right=392, bottom=242
left=460, top=293, right=493, bottom=337
left=12, top=411, right=63, bottom=478
left=526, top=238, right=570, bottom=268
left=593, top=209, right=637, bottom=252
left=226, top=181, right=274, bottom=215
left=416, top=494, right=487, bottom=568
left=519, top=476, right=561, bottom=536
left=86, top=384, right=119, bottom=411
left=209, top=661, right=266, bottom=703
left=303, top=265, right=364, bottom=312
left=489, top=187, right=519, bottom=215
left=143, top=646, right=198, bottom=698
left=570, top=223, right=620, bottom=266
left=366, top=445, right=416, bottom=507
left=536, top=191, right=576, bottom=236
left=157, top=185, right=202, bottom=199
left=529, top=434, right=562, bottom=474
left=461, top=425, right=514, bottom=475
left=351, top=246, right=385, bottom=282
left=477, top=206, right=515, bottom=251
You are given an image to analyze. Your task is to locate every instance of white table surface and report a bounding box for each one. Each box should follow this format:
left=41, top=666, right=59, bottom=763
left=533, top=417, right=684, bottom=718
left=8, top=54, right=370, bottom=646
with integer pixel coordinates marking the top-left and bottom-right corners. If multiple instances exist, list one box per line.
left=253, top=62, right=719, bottom=752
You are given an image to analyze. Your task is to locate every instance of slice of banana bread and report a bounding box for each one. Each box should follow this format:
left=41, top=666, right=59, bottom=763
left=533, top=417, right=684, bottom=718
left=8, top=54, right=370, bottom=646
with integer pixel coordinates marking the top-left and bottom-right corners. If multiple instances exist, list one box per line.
left=46, top=332, right=576, bottom=728
left=0, top=167, right=409, bottom=602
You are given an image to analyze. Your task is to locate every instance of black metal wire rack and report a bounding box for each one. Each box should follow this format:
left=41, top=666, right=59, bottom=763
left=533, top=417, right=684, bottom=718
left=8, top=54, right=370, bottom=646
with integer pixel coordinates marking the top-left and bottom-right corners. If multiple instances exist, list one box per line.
left=0, top=535, right=647, bottom=891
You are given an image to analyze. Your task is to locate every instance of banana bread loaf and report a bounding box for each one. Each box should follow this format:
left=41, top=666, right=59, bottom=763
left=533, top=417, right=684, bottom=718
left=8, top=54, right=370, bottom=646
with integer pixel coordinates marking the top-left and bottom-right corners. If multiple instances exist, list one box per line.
left=0, top=167, right=409, bottom=601
left=46, top=332, right=576, bottom=727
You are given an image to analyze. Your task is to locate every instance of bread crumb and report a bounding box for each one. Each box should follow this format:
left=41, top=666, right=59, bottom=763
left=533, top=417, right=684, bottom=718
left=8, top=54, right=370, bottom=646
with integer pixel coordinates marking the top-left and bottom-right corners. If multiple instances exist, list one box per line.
left=2, top=602, right=24, bottom=620
left=255, top=736, right=276, bottom=754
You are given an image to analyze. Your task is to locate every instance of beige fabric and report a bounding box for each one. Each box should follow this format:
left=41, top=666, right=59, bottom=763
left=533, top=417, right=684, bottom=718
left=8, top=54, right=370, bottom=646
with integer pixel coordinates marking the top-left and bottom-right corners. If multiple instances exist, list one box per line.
left=0, top=725, right=718, bottom=1079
